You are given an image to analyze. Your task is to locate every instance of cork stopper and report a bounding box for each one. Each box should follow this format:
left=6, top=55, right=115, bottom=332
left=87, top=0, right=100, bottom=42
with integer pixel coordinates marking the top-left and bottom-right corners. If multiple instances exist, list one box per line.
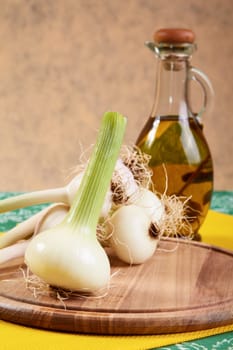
left=154, top=28, right=195, bottom=44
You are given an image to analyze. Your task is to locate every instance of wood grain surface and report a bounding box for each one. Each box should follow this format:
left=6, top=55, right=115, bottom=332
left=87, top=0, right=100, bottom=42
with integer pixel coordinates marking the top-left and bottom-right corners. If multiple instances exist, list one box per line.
left=0, top=239, right=232, bottom=335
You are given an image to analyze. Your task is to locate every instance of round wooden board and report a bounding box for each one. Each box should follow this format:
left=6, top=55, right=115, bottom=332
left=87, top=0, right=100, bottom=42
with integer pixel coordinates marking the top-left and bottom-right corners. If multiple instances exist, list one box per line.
left=0, top=239, right=233, bottom=335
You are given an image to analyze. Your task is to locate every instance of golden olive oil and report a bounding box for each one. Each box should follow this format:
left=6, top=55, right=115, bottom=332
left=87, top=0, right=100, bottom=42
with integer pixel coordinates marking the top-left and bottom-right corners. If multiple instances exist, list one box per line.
left=136, top=115, right=213, bottom=237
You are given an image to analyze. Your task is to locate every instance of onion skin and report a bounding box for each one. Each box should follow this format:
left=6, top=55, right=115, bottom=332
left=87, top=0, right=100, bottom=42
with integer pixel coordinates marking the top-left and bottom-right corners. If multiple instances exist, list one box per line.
left=0, top=241, right=29, bottom=264
left=25, top=112, right=127, bottom=293
left=107, top=204, right=158, bottom=264
left=129, top=188, right=164, bottom=224
left=25, top=226, right=110, bottom=292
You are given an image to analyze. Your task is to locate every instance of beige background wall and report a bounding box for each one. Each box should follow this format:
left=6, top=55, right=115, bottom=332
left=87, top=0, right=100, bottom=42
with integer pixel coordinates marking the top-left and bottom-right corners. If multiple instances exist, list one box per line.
left=0, top=0, right=232, bottom=191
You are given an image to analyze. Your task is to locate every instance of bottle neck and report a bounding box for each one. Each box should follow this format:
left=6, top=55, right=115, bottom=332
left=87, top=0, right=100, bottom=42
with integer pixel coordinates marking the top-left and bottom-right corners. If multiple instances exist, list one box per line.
left=151, top=58, right=190, bottom=119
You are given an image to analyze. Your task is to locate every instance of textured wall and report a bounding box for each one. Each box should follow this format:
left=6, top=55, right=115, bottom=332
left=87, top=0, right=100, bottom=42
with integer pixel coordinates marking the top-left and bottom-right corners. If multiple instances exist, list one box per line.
left=0, top=0, right=232, bottom=191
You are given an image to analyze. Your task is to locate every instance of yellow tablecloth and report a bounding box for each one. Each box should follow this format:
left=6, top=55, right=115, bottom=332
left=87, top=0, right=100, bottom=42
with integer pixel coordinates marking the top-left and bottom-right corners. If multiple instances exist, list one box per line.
left=0, top=209, right=233, bottom=350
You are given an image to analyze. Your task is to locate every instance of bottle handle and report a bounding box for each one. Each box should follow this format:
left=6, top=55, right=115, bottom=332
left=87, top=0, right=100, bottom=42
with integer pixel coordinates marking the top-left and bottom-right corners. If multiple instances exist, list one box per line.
left=187, top=66, right=214, bottom=122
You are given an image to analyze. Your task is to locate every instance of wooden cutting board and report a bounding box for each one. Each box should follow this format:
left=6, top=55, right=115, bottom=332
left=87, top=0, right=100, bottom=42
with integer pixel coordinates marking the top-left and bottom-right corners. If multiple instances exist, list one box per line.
left=0, top=239, right=232, bottom=335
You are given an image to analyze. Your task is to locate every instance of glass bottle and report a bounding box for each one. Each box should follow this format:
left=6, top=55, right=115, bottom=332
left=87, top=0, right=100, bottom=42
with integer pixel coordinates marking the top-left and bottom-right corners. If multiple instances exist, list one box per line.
left=136, top=28, right=214, bottom=239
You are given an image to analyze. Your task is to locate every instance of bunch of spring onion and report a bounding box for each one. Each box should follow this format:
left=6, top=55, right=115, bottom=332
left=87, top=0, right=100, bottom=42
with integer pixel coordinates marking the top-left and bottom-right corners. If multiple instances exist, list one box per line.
left=0, top=111, right=190, bottom=293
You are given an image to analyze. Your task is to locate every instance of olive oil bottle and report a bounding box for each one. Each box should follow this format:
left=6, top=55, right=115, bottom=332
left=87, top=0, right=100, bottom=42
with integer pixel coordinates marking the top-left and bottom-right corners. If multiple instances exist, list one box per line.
left=136, top=29, right=214, bottom=238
